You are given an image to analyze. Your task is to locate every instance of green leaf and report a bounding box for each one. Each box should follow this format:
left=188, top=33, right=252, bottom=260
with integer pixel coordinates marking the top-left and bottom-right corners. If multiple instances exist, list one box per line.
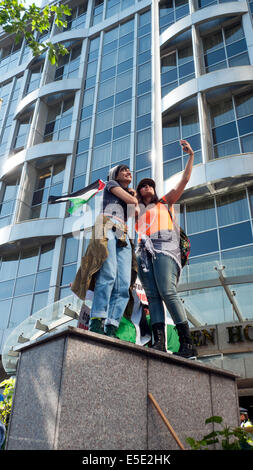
left=186, top=437, right=196, bottom=447
left=203, top=431, right=218, bottom=440
left=205, top=416, right=223, bottom=425
left=0, top=0, right=72, bottom=63
left=205, top=438, right=219, bottom=445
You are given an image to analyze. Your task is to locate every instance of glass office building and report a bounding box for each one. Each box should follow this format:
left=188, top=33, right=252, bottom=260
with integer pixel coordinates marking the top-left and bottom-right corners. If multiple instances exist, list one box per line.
left=0, top=0, right=253, bottom=404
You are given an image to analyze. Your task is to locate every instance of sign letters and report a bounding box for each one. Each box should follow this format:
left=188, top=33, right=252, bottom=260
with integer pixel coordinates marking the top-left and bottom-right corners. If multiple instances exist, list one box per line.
left=191, top=323, right=253, bottom=347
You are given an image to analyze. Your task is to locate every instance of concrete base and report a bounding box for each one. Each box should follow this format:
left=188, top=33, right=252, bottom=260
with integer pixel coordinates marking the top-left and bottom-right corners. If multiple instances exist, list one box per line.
left=6, top=327, right=240, bottom=450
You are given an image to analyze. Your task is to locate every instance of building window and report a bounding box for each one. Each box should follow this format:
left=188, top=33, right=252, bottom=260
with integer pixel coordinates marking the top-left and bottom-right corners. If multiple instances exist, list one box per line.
left=178, top=187, right=253, bottom=324
left=0, top=81, right=12, bottom=130
left=162, top=108, right=202, bottom=179
left=71, top=152, right=89, bottom=194
left=13, top=112, right=33, bottom=151
left=25, top=62, right=44, bottom=94
left=249, top=186, right=253, bottom=215
left=135, top=10, right=152, bottom=185
left=210, top=89, right=253, bottom=158
left=216, top=190, right=250, bottom=226
left=159, top=0, right=189, bottom=34
left=203, top=21, right=249, bottom=73
left=54, top=43, right=81, bottom=81
left=181, top=185, right=253, bottom=277
left=84, top=35, right=100, bottom=92
left=44, top=96, right=74, bottom=142
left=186, top=198, right=217, bottom=235
left=105, top=0, right=135, bottom=19
left=0, top=177, right=19, bottom=228
left=161, top=43, right=194, bottom=97
left=87, top=19, right=135, bottom=183
left=179, top=191, right=253, bottom=326
left=30, top=162, right=65, bottom=219
left=0, top=242, right=54, bottom=330
left=63, top=2, right=87, bottom=30
left=180, top=183, right=253, bottom=325
left=59, top=236, right=79, bottom=299
left=92, top=0, right=104, bottom=26
left=20, top=42, right=31, bottom=65
left=59, top=233, right=91, bottom=299
left=0, top=40, right=22, bottom=75
left=74, top=36, right=100, bottom=188
left=0, top=77, right=23, bottom=158
left=249, top=0, right=253, bottom=17
left=198, top=0, right=238, bottom=9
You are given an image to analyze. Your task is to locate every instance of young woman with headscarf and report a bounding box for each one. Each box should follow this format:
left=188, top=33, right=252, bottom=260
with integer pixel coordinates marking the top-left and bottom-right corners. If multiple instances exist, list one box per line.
left=72, top=164, right=138, bottom=337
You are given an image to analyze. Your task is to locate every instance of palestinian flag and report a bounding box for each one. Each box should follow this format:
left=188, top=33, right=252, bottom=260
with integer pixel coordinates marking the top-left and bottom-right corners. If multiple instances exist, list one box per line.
left=48, top=179, right=105, bottom=214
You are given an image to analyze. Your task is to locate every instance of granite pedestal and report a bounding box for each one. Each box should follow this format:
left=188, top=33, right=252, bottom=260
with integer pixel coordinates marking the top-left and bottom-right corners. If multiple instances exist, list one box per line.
left=6, top=327, right=240, bottom=450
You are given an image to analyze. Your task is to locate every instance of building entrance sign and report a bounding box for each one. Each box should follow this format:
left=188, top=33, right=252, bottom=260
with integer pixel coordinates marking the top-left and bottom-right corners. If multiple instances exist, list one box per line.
left=192, top=322, right=253, bottom=356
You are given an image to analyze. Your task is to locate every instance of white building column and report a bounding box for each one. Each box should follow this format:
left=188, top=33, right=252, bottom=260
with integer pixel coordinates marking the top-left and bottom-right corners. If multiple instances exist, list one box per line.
left=197, top=92, right=212, bottom=164
left=85, top=33, right=103, bottom=187
left=189, top=0, right=198, bottom=13
left=191, top=21, right=212, bottom=163
left=151, top=0, right=164, bottom=198
left=14, top=161, right=37, bottom=223
left=242, top=10, right=253, bottom=64
left=48, top=235, right=65, bottom=305
left=85, top=0, right=94, bottom=27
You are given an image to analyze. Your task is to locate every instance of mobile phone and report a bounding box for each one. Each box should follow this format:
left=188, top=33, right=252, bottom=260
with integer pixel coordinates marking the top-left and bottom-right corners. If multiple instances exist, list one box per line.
left=180, top=141, right=188, bottom=152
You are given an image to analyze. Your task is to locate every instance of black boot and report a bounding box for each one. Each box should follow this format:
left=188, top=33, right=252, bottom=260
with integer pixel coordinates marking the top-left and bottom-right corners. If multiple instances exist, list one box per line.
left=104, top=324, right=118, bottom=338
left=173, top=321, right=197, bottom=359
left=89, top=318, right=105, bottom=335
left=152, top=323, right=166, bottom=352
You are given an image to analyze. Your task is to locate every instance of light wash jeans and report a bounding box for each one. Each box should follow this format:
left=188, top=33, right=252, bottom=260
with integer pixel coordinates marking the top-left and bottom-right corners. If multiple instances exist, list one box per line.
left=90, top=228, right=132, bottom=328
left=136, top=251, right=187, bottom=326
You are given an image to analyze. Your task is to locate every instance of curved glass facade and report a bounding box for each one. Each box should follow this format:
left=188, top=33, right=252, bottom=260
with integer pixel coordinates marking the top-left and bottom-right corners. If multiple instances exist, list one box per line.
left=179, top=186, right=253, bottom=324
left=0, top=0, right=252, bottom=389
left=0, top=242, right=54, bottom=331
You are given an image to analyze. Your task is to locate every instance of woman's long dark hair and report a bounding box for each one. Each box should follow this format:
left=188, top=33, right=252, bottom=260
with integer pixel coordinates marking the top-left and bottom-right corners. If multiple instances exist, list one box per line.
left=136, top=187, right=159, bottom=207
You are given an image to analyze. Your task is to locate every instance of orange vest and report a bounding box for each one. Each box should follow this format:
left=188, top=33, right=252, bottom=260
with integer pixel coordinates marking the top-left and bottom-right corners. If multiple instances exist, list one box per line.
left=136, top=199, right=173, bottom=241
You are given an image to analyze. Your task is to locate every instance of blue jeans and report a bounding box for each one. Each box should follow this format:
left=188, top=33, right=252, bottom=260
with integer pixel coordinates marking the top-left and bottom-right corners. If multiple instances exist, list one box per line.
left=136, top=251, right=187, bottom=326
left=90, top=228, right=132, bottom=328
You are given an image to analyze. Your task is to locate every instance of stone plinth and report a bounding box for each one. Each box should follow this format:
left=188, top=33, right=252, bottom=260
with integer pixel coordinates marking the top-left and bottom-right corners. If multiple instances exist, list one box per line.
left=6, top=327, right=240, bottom=450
